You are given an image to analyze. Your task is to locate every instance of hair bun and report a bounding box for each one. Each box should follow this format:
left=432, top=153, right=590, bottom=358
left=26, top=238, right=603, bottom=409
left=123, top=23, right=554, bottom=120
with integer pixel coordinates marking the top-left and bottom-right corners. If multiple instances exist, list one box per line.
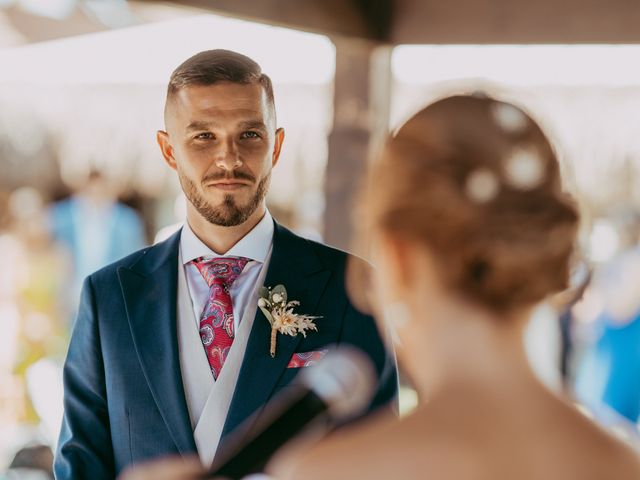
left=363, top=94, right=579, bottom=312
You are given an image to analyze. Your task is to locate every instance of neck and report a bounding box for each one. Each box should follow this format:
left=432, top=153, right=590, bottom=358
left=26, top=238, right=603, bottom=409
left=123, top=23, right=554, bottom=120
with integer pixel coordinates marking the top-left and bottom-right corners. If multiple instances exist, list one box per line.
left=403, top=291, right=536, bottom=399
left=77, top=192, right=110, bottom=208
left=186, top=204, right=267, bottom=254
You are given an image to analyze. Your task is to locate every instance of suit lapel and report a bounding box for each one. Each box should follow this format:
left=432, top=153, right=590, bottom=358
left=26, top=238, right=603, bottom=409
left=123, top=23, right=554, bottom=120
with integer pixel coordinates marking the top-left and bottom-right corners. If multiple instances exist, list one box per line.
left=220, top=223, right=331, bottom=441
left=118, top=230, right=197, bottom=455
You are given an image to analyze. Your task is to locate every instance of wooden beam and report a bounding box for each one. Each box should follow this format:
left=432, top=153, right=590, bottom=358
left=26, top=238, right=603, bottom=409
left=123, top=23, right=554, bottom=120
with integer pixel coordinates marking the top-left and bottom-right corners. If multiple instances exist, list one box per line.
left=156, top=0, right=640, bottom=44
left=145, top=0, right=385, bottom=40
left=392, top=0, right=640, bottom=44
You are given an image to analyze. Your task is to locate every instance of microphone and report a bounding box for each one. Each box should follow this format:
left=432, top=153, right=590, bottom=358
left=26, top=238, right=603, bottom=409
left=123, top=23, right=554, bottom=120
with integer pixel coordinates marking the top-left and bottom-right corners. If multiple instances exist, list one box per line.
left=206, top=347, right=376, bottom=480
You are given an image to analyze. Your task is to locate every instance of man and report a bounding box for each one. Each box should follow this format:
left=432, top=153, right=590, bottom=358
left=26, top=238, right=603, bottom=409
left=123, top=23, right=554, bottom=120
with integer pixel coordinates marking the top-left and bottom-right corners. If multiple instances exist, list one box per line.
left=54, top=50, right=397, bottom=479
left=49, top=170, right=146, bottom=325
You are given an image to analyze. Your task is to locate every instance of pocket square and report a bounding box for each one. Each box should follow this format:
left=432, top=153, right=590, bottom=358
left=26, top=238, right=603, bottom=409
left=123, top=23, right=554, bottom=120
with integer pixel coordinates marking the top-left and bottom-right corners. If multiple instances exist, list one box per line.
left=287, top=349, right=329, bottom=368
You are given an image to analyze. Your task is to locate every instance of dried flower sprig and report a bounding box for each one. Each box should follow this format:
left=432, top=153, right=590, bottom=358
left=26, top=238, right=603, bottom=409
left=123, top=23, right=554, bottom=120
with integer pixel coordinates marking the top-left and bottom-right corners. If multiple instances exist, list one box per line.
left=258, top=285, right=320, bottom=357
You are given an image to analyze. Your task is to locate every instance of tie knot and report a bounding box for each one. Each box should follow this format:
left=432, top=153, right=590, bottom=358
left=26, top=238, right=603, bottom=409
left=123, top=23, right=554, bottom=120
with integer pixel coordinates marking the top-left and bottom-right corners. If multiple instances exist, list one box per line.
left=192, top=256, right=250, bottom=288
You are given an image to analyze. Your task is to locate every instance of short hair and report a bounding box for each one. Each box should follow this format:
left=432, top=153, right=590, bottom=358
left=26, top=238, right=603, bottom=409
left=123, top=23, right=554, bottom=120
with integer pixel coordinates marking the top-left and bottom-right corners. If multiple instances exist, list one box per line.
left=165, top=49, right=275, bottom=118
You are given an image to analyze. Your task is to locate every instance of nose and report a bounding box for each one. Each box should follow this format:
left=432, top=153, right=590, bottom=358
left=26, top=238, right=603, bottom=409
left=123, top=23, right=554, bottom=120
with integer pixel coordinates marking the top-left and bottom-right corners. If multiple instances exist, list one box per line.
left=214, top=137, right=242, bottom=171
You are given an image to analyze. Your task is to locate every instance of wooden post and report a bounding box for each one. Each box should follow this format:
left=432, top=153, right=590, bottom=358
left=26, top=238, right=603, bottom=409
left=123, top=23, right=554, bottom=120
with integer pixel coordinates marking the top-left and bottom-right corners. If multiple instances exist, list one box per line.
left=323, top=37, right=391, bottom=251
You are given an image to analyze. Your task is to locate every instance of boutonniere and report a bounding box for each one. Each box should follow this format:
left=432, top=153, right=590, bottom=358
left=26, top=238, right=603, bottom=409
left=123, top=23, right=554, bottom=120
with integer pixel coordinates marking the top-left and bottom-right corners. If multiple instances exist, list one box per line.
left=258, top=284, right=321, bottom=358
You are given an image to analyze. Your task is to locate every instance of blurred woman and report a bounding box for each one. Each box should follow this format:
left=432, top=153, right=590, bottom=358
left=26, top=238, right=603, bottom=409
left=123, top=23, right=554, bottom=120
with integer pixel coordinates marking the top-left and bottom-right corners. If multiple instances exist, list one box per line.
left=270, top=94, right=640, bottom=479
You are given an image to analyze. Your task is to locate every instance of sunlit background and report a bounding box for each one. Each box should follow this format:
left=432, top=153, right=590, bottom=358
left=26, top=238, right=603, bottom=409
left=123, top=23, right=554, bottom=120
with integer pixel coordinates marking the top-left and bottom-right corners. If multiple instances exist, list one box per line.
left=2, top=0, right=640, bottom=476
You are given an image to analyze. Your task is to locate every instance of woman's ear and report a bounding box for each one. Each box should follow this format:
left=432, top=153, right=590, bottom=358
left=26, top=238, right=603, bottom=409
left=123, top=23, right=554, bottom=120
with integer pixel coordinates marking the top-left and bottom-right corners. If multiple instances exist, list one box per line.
left=372, top=233, right=415, bottom=300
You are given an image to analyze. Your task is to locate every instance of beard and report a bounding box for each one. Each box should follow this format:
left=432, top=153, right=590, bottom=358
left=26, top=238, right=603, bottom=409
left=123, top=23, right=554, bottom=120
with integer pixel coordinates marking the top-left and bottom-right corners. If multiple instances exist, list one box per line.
left=179, top=169, right=270, bottom=227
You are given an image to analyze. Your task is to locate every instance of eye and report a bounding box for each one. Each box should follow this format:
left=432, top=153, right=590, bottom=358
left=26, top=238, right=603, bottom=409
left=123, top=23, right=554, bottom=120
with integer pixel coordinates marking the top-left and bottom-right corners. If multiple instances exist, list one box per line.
left=194, top=132, right=214, bottom=140
left=240, top=131, right=261, bottom=139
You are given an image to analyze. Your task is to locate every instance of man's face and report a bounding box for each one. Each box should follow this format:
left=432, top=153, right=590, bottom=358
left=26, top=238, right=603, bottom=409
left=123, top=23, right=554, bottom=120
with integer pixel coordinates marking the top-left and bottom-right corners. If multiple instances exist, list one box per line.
left=158, top=82, right=284, bottom=226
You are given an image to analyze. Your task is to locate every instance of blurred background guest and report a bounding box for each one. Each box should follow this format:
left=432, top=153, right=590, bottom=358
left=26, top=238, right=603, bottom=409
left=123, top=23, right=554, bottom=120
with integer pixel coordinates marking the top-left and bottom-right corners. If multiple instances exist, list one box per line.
left=48, top=169, right=146, bottom=319
left=575, top=229, right=640, bottom=427
left=0, top=188, right=70, bottom=479
left=270, top=95, right=640, bottom=479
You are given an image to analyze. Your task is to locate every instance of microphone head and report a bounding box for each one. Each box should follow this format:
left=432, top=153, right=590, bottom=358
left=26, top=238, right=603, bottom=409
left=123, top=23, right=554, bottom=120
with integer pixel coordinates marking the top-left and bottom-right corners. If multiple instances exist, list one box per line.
left=300, top=347, right=376, bottom=420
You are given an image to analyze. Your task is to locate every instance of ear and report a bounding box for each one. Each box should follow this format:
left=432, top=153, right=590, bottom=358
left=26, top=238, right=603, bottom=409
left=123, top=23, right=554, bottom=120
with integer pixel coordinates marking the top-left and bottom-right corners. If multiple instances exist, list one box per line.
left=157, top=130, right=177, bottom=171
left=271, top=128, right=285, bottom=167
left=373, top=233, right=415, bottom=300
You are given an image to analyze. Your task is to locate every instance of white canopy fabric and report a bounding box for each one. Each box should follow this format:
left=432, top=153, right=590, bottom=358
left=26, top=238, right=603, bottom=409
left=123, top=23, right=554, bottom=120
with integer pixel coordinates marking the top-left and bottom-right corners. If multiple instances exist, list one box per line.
left=0, top=13, right=334, bottom=85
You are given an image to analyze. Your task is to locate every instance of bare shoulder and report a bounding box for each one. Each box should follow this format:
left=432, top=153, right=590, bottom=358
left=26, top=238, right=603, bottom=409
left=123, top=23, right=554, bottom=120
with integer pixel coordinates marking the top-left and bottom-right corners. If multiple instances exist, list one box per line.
left=269, top=407, right=487, bottom=480
left=602, top=444, right=640, bottom=479
left=269, top=396, right=640, bottom=480
left=566, top=409, right=640, bottom=480
left=532, top=395, right=640, bottom=479
left=570, top=430, right=640, bottom=480
left=269, top=410, right=419, bottom=480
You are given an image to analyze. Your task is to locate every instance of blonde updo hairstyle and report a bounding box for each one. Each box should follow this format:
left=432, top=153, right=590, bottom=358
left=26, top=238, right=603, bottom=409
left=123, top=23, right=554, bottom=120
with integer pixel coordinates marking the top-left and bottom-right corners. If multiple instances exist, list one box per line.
left=361, top=94, right=579, bottom=313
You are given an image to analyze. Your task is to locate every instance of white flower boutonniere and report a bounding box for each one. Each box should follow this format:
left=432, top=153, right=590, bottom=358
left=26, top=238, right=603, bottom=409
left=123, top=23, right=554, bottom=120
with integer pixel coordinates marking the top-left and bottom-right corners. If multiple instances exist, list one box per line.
left=258, top=284, right=321, bottom=358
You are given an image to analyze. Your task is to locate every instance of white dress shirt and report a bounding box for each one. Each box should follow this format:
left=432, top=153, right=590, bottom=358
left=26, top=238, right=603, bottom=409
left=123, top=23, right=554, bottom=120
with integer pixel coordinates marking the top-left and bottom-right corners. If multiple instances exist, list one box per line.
left=181, top=210, right=274, bottom=332
left=177, top=210, right=274, bottom=466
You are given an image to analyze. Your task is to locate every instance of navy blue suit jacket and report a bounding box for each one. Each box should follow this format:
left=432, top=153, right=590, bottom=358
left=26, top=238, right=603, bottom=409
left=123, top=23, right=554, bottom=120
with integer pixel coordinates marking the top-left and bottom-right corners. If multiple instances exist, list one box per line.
left=54, top=222, right=398, bottom=479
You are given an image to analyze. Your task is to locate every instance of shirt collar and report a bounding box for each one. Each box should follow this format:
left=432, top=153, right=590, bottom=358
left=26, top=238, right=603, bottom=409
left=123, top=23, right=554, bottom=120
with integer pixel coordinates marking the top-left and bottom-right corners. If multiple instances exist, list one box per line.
left=180, top=210, right=274, bottom=265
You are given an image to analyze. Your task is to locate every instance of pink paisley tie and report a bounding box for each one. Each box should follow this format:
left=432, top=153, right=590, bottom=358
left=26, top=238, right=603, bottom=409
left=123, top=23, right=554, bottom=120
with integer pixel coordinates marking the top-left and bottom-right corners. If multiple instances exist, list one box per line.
left=192, top=256, right=249, bottom=380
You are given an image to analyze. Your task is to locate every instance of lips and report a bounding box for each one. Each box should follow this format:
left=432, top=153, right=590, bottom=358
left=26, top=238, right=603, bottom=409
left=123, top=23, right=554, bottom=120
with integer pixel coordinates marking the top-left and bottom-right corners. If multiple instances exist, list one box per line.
left=208, top=182, right=250, bottom=191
